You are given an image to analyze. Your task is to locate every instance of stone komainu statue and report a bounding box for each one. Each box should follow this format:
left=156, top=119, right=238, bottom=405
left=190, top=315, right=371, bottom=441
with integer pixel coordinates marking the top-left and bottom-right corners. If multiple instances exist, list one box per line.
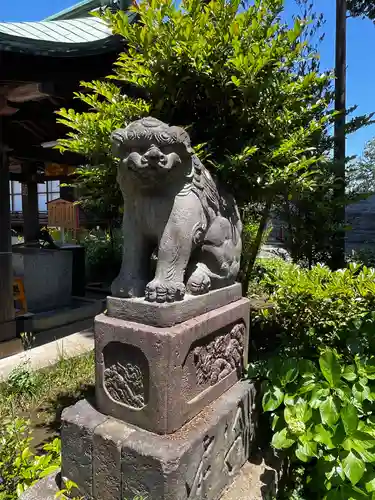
left=110, top=117, right=242, bottom=303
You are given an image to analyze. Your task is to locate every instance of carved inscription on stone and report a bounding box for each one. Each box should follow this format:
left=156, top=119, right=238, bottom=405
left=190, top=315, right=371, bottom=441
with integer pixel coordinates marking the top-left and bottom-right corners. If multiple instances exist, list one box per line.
left=224, top=402, right=250, bottom=475
left=193, top=322, right=245, bottom=386
left=103, top=342, right=149, bottom=409
left=186, top=434, right=215, bottom=498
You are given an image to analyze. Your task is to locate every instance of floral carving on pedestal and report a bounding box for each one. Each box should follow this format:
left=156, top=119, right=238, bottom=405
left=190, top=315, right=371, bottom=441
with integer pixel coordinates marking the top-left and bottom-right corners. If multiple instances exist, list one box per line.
left=103, top=342, right=149, bottom=409
left=193, top=323, right=245, bottom=386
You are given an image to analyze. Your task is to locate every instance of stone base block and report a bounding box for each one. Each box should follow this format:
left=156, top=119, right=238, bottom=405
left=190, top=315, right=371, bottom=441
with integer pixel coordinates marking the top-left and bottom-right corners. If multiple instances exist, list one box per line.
left=19, top=472, right=60, bottom=500
left=95, top=298, right=250, bottom=434
left=60, top=381, right=256, bottom=500
left=107, top=283, right=243, bottom=327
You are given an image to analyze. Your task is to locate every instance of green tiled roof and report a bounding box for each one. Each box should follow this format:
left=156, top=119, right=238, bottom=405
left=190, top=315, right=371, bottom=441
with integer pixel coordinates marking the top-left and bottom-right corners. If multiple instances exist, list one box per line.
left=44, top=0, right=130, bottom=22
left=0, top=12, right=135, bottom=56
left=0, top=17, right=111, bottom=44
left=44, top=0, right=103, bottom=21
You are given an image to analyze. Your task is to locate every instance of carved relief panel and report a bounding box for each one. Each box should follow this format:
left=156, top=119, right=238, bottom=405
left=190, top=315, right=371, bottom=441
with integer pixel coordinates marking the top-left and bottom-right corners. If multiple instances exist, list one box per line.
left=102, top=342, right=149, bottom=409
left=182, top=322, right=246, bottom=402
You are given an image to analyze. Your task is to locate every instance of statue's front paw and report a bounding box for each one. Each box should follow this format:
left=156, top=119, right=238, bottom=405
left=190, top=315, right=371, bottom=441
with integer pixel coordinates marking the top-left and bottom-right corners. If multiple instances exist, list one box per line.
left=145, top=279, right=185, bottom=303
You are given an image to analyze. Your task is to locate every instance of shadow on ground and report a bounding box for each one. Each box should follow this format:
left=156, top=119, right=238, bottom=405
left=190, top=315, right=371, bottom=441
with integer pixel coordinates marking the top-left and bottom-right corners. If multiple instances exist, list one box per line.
left=32, top=383, right=95, bottom=453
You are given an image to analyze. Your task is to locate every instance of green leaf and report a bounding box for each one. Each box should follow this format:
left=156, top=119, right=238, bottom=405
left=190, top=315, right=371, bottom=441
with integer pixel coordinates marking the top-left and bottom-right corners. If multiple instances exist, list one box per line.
left=365, top=472, right=375, bottom=492
left=298, top=381, right=316, bottom=395
left=299, top=359, right=318, bottom=377
left=313, top=424, right=335, bottom=449
left=351, top=432, right=375, bottom=459
left=39, top=464, right=60, bottom=478
left=271, top=413, right=280, bottom=431
left=357, top=449, right=375, bottom=463
left=271, top=428, right=295, bottom=449
left=16, top=484, right=25, bottom=497
left=295, top=440, right=317, bottom=462
left=262, top=385, right=284, bottom=412
left=343, top=365, right=357, bottom=382
left=341, top=405, right=359, bottom=435
left=353, top=382, right=370, bottom=404
left=341, top=484, right=368, bottom=499
left=320, top=396, right=340, bottom=427
left=279, top=358, right=299, bottom=387
left=310, top=386, right=330, bottom=409
left=21, top=446, right=31, bottom=461
left=365, top=359, right=375, bottom=380
left=55, top=490, right=67, bottom=499
left=343, top=452, right=366, bottom=485
left=319, top=350, right=341, bottom=387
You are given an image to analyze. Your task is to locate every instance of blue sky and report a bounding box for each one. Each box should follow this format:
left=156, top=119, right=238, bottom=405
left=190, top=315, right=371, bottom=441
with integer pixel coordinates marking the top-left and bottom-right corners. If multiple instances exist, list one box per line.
left=1, top=0, right=375, bottom=158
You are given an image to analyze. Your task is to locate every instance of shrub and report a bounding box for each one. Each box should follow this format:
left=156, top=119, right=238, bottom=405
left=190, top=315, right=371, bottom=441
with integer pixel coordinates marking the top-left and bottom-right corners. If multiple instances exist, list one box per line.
left=253, top=260, right=375, bottom=358
left=7, top=365, right=39, bottom=397
left=248, top=258, right=375, bottom=498
left=82, top=228, right=122, bottom=283
left=0, top=418, right=61, bottom=499
left=251, top=349, right=375, bottom=499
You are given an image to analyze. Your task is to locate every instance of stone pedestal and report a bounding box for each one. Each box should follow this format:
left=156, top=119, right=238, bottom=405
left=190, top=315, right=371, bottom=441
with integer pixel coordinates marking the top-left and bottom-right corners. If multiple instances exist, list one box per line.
left=61, top=381, right=256, bottom=500
left=95, top=296, right=249, bottom=434
left=23, top=286, right=255, bottom=500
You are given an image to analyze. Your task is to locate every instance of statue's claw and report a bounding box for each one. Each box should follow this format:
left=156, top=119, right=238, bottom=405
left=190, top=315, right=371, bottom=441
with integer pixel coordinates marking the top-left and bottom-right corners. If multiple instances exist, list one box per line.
left=186, top=267, right=211, bottom=295
left=145, top=279, right=185, bottom=303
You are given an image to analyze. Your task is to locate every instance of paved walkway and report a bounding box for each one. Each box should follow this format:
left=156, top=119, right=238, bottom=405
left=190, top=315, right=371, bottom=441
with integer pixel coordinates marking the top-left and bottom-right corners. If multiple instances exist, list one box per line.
left=221, top=459, right=278, bottom=499
left=0, top=328, right=94, bottom=381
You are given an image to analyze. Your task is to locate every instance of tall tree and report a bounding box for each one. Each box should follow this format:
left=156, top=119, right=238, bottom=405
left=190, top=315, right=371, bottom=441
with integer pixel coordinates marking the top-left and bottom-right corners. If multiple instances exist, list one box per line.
left=57, top=0, right=334, bottom=291
left=347, top=0, right=375, bottom=18
left=347, top=138, right=375, bottom=194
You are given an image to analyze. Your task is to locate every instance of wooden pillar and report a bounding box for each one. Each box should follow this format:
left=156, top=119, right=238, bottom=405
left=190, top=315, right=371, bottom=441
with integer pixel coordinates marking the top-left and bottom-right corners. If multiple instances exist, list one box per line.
left=0, top=144, right=16, bottom=341
left=21, top=163, right=40, bottom=246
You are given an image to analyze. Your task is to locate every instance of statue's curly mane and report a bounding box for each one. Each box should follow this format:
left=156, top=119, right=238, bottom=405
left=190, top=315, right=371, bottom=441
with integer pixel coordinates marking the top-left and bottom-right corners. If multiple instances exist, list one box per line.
left=120, top=117, right=193, bottom=153
left=118, top=117, right=222, bottom=215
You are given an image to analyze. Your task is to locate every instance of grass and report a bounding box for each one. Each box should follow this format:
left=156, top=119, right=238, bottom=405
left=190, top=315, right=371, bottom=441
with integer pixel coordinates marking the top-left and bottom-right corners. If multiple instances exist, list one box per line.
left=0, top=351, right=95, bottom=450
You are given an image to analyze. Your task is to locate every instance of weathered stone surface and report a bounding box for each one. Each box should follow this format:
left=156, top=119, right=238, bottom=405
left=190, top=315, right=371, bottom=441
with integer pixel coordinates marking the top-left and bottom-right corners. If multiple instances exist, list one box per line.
left=19, top=472, right=60, bottom=500
left=107, top=283, right=242, bottom=327
left=12, top=247, right=72, bottom=312
left=95, top=298, right=250, bottom=434
left=93, top=419, right=135, bottom=500
left=61, top=400, right=108, bottom=498
left=59, top=381, right=256, bottom=500
left=110, top=117, right=242, bottom=303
